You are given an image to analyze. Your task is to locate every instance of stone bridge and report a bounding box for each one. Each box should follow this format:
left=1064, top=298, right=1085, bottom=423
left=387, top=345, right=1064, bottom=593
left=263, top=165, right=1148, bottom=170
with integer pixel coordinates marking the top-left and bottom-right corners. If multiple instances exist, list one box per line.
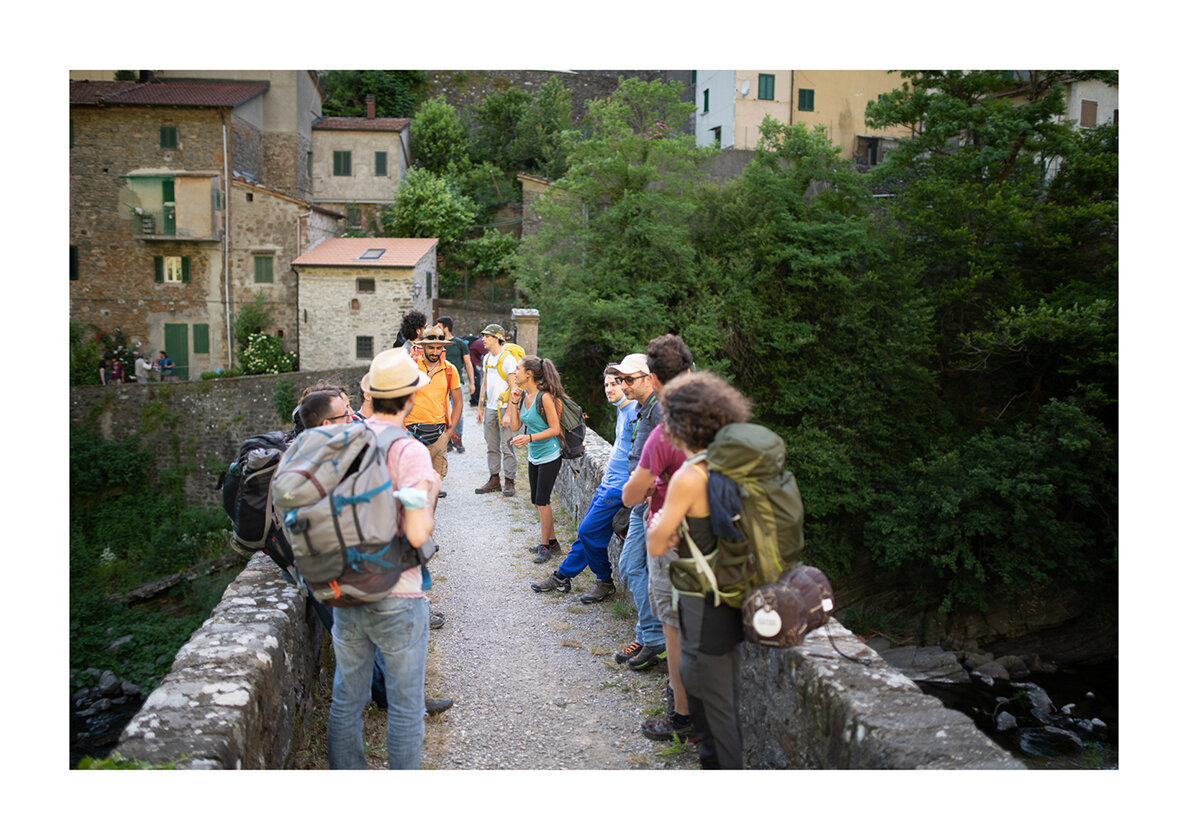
left=113, top=423, right=1021, bottom=770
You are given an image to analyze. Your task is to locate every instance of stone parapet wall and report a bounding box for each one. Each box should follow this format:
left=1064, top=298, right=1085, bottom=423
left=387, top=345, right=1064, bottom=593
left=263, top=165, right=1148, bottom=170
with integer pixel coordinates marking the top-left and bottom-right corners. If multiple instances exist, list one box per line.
left=115, top=557, right=324, bottom=769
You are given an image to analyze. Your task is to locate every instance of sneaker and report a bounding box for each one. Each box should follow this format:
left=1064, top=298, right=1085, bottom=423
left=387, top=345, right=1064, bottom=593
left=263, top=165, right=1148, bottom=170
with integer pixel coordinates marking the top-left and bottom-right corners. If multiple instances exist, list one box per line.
left=533, top=544, right=553, bottom=564
left=438, top=490, right=448, bottom=499
left=454, top=442, right=465, bottom=454
left=579, top=578, right=616, bottom=604
left=641, top=713, right=697, bottom=742
left=530, top=571, right=571, bottom=593
left=446, top=440, right=456, bottom=453
left=425, top=697, right=454, bottom=716
left=475, top=475, right=501, bottom=494
left=614, top=641, right=643, bottom=665
left=628, top=644, right=667, bottom=671
left=429, top=611, right=445, bottom=630
left=502, top=478, right=515, bottom=497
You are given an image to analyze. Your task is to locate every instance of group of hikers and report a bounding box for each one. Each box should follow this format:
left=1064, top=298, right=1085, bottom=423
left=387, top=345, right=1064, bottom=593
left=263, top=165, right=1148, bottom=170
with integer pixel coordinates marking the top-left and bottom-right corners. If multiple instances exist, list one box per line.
left=270, top=309, right=778, bottom=770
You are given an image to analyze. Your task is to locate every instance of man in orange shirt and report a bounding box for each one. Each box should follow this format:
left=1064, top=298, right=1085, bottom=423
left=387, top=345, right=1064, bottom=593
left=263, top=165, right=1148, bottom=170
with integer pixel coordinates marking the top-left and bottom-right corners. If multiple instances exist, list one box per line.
left=405, top=328, right=463, bottom=487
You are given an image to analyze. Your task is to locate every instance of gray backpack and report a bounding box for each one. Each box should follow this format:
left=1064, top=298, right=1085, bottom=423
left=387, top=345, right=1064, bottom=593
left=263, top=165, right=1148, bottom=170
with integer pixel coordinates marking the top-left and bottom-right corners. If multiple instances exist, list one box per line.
left=271, top=422, right=432, bottom=606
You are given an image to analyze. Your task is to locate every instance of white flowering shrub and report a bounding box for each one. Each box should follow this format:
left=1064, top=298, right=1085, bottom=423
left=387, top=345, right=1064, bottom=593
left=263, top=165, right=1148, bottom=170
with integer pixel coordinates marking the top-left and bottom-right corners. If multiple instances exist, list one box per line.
left=239, top=332, right=295, bottom=375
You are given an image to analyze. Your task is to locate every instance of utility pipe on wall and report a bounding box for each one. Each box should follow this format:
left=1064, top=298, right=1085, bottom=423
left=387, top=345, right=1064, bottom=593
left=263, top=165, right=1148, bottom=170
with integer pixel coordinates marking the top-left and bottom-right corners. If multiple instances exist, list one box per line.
left=222, top=112, right=233, bottom=369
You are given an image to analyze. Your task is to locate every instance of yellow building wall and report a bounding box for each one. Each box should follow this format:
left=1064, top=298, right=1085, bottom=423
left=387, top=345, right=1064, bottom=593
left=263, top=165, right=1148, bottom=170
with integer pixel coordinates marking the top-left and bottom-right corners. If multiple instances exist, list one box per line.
left=791, top=70, right=914, bottom=158
left=732, top=71, right=793, bottom=150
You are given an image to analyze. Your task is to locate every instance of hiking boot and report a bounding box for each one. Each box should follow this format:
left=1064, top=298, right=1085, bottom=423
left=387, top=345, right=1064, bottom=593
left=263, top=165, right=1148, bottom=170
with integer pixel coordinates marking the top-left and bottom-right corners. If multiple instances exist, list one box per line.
left=425, top=697, right=454, bottom=716
left=475, top=475, right=501, bottom=494
left=628, top=644, right=667, bottom=671
left=429, top=611, right=445, bottom=630
left=502, top=478, right=515, bottom=497
left=531, top=571, right=571, bottom=593
left=580, top=579, right=616, bottom=604
left=614, top=641, right=643, bottom=665
left=641, top=713, right=697, bottom=742
left=533, top=542, right=560, bottom=564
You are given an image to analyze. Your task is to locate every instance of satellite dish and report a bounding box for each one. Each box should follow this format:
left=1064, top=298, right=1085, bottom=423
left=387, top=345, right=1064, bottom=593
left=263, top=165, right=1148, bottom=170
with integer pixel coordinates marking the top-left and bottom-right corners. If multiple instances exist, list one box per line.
left=740, top=80, right=750, bottom=96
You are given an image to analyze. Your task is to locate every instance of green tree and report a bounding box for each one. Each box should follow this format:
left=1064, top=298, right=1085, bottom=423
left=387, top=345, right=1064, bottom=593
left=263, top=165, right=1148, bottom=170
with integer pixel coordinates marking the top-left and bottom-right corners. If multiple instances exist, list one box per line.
left=411, top=96, right=471, bottom=175
left=518, top=78, right=707, bottom=426
left=382, top=167, right=477, bottom=246
left=232, top=291, right=275, bottom=360
left=321, top=70, right=426, bottom=118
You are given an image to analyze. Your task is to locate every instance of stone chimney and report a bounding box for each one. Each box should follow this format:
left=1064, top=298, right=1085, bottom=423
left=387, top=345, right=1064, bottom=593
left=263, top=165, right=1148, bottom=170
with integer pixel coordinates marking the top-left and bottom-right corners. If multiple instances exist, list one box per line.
left=366, top=94, right=376, bottom=119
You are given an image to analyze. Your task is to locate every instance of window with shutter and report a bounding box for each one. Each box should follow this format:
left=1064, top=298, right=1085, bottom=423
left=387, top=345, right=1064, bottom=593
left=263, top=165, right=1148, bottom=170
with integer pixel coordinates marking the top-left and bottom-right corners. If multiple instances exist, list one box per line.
left=160, top=126, right=178, bottom=148
left=758, top=74, right=775, bottom=101
left=333, top=150, right=352, bottom=176
left=254, top=255, right=273, bottom=283
left=375, top=151, right=388, bottom=176
left=193, top=324, right=210, bottom=354
left=798, top=89, right=815, bottom=112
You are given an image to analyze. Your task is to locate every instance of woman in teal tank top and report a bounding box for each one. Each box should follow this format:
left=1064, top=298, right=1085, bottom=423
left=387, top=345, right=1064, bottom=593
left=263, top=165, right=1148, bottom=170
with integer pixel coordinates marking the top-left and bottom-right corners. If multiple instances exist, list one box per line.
left=507, top=355, right=565, bottom=555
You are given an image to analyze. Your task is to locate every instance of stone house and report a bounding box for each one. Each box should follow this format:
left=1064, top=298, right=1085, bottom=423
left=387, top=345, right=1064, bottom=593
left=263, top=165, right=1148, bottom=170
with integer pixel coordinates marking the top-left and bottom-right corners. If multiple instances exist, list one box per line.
left=69, top=73, right=344, bottom=377
left=311, top=97, right=412, bottom=234
left=291, top=237, right=438, bottom=370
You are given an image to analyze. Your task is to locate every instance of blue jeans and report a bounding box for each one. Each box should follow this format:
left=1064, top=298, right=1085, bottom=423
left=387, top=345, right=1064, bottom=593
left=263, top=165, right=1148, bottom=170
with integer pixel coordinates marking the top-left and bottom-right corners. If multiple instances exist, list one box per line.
left=557, top=483, right=622, bottom=582
left=328, top=597, right=429, bottom=769
left=620, top=508, right=665, bottom=648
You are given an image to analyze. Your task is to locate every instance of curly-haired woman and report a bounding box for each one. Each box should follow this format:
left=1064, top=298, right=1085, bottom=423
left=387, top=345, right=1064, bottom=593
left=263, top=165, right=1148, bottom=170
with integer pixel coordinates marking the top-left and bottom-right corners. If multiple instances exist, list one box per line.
left=646, top=370, right=753, bottom=769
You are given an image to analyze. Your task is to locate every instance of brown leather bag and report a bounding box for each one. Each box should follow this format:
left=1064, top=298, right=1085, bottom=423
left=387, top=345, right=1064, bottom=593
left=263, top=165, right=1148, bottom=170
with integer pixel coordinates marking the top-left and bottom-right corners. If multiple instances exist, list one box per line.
left=741, top=565, right=834, bottom=648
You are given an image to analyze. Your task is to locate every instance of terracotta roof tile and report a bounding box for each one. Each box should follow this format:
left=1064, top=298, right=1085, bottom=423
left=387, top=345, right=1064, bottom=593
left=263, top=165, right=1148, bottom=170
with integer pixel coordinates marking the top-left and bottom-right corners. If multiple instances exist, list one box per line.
left=70, top=80, right=268, bottom=108
left=292, top=237, right=437, bottom=268
left=313, top=116, right=411, bottom=132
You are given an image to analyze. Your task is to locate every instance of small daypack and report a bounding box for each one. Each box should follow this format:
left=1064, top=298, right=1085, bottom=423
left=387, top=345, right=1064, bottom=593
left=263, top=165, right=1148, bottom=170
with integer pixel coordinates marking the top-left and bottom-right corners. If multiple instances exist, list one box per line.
left=491, top=343, right=527, bottom=407
left=270, top=422, right=432, bottom=607
left=557, top=393, right=587, bottom=460
left=668, top=422, right=805, bottom=609
left=217, top=431, right=291, bottom=561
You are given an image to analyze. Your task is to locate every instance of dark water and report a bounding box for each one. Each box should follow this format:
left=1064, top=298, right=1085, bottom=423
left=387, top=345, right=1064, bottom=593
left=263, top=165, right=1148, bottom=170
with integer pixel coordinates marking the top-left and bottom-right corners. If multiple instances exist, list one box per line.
left=69, top=696, right=145, bottom=768
left=917, top=660, right=1118, bottom=769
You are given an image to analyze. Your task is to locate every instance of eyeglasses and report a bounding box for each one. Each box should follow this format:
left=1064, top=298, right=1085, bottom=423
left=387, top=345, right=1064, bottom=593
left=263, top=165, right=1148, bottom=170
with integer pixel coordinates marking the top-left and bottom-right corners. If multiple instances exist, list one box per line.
left=615, top=373, right=647, bottom=384
left=328, top=412, right=353, bottom=422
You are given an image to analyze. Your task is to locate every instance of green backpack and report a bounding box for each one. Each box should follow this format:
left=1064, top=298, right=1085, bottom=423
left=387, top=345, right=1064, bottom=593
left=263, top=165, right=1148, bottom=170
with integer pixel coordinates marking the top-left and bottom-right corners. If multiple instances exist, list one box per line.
left=668, top=422, right=805, bottom=609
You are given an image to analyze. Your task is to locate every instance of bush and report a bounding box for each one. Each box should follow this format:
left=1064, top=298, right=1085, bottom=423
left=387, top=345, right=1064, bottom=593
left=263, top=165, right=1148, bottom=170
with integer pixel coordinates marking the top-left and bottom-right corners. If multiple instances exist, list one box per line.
left=239, top=332, right=295, bottom=376
left=865, top=399, right=1117, bottom=613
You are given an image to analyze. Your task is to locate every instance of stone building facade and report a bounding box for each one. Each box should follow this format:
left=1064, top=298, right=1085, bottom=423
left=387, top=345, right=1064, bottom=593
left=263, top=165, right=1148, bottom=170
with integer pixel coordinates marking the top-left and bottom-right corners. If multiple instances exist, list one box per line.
left=292, top=237, right=438, bottom=370
left=229, top=179, right=343, bottom=362
left=311, top=113, right=411, bottom=234
left=70, top=74, right=336, bottom=378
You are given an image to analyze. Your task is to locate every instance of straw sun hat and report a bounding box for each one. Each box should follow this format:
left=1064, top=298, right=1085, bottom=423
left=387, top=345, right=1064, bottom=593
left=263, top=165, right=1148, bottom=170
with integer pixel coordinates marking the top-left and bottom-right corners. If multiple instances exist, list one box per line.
left=362, top=347, right=430, bottom=398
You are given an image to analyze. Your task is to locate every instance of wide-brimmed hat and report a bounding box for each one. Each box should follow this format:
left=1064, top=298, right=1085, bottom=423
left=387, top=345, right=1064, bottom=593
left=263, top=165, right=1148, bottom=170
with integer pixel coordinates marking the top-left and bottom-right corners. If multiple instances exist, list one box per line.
left=481, top=323, right=506, bottom=340
left=608, top=353, right=650, bottom=376
left=363, top=347, right=430, bottom=398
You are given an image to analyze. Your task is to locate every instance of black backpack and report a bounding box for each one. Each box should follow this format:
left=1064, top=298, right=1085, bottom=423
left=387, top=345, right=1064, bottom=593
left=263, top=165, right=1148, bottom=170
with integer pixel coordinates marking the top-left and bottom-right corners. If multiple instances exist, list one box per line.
left=557, top=393, right=587, bottom=460
left=217, top=431, right=292, bottom=568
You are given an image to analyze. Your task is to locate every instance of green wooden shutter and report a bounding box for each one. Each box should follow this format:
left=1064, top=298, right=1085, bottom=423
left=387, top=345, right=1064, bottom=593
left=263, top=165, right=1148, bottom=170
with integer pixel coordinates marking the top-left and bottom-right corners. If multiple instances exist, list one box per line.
left=254, top=255, right=273, bottom=283
left=160, top=126, right=178, bottom=148
left=181, top=256, right=191, bottom=283
left=193, top=324, right=210, bottom=354
left=375, top=151, right=387, bottom=176
left=154, top=256, right=164, bottom=283
left=162, top=179, right=175, bottom=202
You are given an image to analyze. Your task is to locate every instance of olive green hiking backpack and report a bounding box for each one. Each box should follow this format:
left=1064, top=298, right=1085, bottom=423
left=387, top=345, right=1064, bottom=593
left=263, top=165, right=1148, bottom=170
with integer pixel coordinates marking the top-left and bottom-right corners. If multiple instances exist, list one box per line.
left=669, top=422, right=805, bottom=609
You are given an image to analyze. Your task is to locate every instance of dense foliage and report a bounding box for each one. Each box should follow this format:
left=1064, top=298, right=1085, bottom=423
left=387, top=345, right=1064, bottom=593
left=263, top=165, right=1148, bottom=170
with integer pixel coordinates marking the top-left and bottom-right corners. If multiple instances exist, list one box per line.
left=517, top=73, right=1117, bottom=616
left=70, top=426, right=233, bottom=691
left=320, top=70, right=427, bottom=118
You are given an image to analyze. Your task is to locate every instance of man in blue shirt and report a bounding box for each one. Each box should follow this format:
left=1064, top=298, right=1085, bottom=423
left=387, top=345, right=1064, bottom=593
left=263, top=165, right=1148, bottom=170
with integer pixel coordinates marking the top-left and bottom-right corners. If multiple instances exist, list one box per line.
left=531, top=365, right=638, bottom=603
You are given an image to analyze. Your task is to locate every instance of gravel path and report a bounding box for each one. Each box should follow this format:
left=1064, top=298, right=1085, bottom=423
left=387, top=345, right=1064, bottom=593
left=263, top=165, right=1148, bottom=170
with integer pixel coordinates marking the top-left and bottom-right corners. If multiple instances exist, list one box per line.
left=294, top=408, right=699, bottom=770
left=420, top=410, right=698, bottom=770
